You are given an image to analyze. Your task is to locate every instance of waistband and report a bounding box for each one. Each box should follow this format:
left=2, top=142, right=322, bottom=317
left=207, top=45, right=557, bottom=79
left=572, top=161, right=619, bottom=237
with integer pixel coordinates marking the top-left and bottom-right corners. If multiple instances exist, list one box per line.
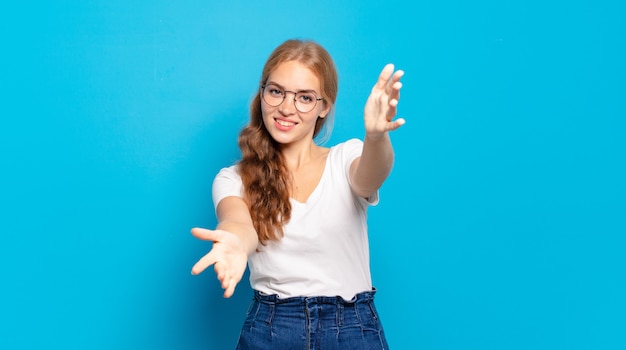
left=253, top=289, right=377, bottom=305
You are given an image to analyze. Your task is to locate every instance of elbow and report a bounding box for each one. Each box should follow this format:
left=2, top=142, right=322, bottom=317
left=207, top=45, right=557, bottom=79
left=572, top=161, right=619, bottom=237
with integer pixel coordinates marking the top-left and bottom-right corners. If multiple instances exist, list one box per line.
left=350, top=181, right=382, bottom=200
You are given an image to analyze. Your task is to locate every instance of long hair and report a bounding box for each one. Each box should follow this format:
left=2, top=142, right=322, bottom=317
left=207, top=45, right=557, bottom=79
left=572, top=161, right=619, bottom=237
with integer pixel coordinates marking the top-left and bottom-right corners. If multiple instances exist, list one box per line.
left=237, top=39, right=338, bottom=244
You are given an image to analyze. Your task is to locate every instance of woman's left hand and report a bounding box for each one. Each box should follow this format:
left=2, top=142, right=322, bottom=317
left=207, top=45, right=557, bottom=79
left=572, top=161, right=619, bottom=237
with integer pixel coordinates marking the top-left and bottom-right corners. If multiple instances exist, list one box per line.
left=363, top=64, right=405, bottom=139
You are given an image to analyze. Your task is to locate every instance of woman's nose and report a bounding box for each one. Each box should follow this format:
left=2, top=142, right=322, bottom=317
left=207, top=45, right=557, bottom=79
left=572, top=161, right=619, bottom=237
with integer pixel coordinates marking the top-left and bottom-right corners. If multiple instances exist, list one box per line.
left=278, top=92, right=297, bottom=114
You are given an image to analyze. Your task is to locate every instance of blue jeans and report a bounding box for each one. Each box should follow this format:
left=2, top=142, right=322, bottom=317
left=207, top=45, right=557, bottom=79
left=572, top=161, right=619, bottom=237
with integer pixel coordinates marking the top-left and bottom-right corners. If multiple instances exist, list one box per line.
left=235, top=289, right=389, bottom=350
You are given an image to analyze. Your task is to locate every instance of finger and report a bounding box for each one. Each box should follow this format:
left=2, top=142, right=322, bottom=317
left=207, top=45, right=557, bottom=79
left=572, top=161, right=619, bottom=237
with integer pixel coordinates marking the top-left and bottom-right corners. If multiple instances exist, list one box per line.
left=215, top=261, right=227, bottom=282
left=220, top=271, right=231, bottom=290
left=389, top=81, right=402, bottom=103
left=191, top=227, right=223, bottom=242
left=374, top=64, right=395, bottom=91
left=223, top=278, right=237, bottom=298
left=385, top=69, right=404, bottom=94
left=386, top=98, right=399, bottom=121
left=391, top=69, right=404, bottom=82
left=386, top=118, right=406, bottom=132
left=191, top=250, right=218, bottom=275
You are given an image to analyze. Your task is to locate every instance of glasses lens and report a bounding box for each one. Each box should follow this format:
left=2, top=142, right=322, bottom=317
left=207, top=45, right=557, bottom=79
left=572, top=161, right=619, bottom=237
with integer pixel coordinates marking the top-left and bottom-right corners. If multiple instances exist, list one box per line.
left=294, top=92, right=317, bottom=113
left=262, top=84, right=284, bottom=107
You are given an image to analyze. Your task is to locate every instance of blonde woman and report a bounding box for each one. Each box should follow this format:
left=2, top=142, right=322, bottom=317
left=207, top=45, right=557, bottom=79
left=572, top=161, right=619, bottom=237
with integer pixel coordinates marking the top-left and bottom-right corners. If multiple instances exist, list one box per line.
left=192, top=39, right=404, bottom=349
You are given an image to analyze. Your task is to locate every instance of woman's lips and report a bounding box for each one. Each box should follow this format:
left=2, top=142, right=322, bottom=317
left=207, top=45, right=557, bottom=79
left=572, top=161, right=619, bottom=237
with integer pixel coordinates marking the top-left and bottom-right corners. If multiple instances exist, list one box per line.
left=274, top=118, right=297, bottom=130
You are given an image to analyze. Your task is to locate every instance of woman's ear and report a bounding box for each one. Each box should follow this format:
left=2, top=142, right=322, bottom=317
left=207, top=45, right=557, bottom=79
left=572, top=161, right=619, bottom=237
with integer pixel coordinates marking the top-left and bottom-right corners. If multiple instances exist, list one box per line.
left=320, top=103, right=331, bottom=119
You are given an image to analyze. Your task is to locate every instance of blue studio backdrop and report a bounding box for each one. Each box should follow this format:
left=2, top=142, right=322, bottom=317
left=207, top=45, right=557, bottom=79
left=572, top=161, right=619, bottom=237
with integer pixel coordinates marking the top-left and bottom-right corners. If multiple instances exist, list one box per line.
left=1, top=1, right=625, bottom=349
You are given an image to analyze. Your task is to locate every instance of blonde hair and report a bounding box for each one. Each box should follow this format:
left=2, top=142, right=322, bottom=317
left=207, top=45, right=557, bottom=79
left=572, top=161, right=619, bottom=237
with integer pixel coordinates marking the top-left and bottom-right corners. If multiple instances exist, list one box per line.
left=237, top=39, right=338, bottom=244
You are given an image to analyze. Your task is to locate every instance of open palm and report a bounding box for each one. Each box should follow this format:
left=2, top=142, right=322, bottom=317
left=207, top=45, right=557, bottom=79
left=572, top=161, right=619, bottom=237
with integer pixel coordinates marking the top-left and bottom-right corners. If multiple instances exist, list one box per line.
left=363, top=64, right=405, bottom=138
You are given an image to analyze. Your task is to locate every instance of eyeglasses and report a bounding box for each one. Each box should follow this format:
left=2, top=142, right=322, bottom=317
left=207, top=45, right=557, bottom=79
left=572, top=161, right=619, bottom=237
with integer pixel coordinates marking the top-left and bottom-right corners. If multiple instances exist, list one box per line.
left=261, top=83, right=323, bottom=113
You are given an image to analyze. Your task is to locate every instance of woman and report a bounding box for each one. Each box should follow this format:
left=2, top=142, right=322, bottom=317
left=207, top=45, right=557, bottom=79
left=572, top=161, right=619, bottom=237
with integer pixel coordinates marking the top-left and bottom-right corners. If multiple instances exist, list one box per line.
left=191, top=39, right=404, bottom=349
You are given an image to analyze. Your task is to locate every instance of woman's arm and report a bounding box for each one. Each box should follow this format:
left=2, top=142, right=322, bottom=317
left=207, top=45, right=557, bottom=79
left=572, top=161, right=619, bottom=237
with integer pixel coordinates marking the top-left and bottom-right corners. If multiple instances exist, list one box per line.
left=350, top=64, right=405, bottom=198
left=191, top=196, right=258, bottom=298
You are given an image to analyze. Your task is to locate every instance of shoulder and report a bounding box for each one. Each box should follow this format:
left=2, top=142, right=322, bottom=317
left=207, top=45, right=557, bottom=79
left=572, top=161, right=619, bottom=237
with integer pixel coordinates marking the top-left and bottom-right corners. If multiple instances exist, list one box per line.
left=215, top=164, right=240, bottom=181
left=212, top=165, right=243, bottom=206
left=330, top=138, right=363, bottom=155
left=329, top=138, right=363, bottom=163
left=324, top=139, right=363, bottom=181
left=331, top=138, right=363, bottom=150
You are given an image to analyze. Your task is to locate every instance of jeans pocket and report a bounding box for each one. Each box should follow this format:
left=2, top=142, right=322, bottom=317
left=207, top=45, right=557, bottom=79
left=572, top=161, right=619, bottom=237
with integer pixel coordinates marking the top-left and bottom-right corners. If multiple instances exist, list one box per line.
left=367, top=300, right=380, bottom=322
left=242, top=300, right=260, bottom=329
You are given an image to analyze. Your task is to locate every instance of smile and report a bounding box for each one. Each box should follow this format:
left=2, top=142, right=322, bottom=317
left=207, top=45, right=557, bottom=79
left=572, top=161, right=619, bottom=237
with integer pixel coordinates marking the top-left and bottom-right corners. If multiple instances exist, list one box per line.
left=275, top=119, right=297, bottom=127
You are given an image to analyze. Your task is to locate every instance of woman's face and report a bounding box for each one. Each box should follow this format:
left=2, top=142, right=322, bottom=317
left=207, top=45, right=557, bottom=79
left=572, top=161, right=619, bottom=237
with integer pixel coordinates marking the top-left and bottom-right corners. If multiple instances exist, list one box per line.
left=261, top=60, right=330, bottom=147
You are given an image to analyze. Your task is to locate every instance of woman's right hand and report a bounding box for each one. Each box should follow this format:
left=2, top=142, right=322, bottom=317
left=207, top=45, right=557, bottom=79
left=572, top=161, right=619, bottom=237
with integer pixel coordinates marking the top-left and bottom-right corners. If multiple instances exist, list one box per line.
left=191, top=227, right=249, bottom=298
left=363, top=63, right=405, bottom=139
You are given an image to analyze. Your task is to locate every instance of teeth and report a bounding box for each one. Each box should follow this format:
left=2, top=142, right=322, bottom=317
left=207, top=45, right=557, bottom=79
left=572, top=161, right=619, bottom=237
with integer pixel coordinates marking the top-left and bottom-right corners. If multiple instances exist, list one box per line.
left=277, top=119, right=295, bottom=127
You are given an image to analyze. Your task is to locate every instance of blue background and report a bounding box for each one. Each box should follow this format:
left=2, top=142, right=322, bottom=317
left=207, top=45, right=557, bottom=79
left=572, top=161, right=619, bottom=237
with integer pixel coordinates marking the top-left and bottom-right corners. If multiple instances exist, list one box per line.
left=2, top=1, right=625, bottom=349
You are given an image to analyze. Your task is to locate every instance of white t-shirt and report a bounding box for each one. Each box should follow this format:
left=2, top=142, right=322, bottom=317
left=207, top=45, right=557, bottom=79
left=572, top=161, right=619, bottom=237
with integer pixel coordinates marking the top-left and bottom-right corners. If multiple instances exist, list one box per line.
left=212, top=138, right=378, bottom=300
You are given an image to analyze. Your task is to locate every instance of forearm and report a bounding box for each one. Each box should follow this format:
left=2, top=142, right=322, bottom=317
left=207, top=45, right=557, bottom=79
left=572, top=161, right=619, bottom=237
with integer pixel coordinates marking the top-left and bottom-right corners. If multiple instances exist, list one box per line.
left=213, top=196, right=260, bottom=255
left=351, top=132, right=395, bottom=197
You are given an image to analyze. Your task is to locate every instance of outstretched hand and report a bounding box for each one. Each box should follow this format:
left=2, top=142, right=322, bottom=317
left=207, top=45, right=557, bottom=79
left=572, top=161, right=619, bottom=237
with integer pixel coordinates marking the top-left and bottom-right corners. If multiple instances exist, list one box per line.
left=191, top=227, right=248, bottom=298
left=363, top=64, right=405, bottom=138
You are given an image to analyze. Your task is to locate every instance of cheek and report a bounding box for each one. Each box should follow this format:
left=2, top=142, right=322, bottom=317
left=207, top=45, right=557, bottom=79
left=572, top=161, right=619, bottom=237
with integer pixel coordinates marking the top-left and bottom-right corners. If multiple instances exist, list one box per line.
left=261, top=103, right=274, bottom=118
left=261, top=107, right=271, bottom=121
left=260, top=109, right=275, bottom=129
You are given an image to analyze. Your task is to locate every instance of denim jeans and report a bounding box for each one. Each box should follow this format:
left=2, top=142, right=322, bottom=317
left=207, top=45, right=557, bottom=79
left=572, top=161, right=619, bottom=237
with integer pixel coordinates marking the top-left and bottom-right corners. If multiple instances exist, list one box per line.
left=235, top=289, right=389, bottom=350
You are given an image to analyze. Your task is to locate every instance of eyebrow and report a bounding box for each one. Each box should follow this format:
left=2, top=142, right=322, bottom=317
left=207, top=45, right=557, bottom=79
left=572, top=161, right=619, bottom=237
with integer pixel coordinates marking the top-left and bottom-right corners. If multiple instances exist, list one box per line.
left=265, top=81, right=319, bottom=95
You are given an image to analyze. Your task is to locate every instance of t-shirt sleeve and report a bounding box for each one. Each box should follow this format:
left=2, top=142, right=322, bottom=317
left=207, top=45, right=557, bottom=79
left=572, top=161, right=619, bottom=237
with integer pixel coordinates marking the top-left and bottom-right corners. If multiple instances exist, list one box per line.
left=212, top=165, right=244, bottom=211
left=341, top=138, right=380, bottom=206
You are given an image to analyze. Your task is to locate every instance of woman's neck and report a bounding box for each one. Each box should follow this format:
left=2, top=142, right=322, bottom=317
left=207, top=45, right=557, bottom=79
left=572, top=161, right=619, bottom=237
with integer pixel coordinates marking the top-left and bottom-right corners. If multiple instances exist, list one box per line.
left=280, top=140, right=325, bottom=172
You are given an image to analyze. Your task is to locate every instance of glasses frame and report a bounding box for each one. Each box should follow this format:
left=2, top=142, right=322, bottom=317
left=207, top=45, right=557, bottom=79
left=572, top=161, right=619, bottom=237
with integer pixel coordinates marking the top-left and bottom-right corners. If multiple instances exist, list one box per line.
left=260, top=84, right=324, bottom=113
